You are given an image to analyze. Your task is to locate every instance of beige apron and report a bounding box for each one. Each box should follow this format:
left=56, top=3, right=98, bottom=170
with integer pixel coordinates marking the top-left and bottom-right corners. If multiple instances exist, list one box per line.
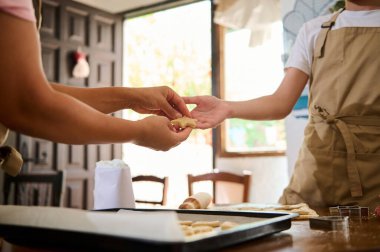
left=280, top=9, right=380, bottom=210
left=0, top=123, right=23, bottom=176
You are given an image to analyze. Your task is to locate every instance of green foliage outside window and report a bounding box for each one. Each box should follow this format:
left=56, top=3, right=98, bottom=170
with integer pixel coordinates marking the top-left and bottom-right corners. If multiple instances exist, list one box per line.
left=226, top=119, right=286, bottom=152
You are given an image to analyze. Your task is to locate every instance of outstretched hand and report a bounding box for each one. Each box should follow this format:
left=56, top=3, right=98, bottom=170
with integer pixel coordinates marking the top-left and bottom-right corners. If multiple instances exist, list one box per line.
left=183, top=95, right=230, bottom=129
left=129, top=86, right=191, bottom=120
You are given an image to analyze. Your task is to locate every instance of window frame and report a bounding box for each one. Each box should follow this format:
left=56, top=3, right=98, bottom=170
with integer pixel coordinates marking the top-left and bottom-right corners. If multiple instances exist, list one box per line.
left=213, top=26, right=286, bottom=158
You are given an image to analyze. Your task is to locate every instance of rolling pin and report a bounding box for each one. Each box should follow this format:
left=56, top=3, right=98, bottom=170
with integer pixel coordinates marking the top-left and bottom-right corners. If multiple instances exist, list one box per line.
left=179, top=192, right=212, bottom=209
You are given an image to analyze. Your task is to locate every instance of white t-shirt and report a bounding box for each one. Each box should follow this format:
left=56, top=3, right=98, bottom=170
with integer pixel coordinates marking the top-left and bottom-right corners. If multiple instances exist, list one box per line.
left=285, top=9, right=380, bottom=76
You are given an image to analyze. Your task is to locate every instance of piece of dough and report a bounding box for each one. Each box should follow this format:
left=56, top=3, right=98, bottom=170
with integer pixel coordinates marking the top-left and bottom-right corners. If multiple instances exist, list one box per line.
left=179, top=220, right=193, bottom=226
left=221, top=221, right=239, bottom=230
left=181, top=225, right=195, bottom=236
left=192, top=221, right=221, bottom=228
left=171, top=116, right=197, bottom=128
left=192, top=226, right=213, bottom=234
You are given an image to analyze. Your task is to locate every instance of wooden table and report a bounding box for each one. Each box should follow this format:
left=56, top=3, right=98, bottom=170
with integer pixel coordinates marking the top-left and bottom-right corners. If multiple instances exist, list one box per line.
left=221, top=217, right=380, bottom=252
left=2, top=210, right=380, bottom=252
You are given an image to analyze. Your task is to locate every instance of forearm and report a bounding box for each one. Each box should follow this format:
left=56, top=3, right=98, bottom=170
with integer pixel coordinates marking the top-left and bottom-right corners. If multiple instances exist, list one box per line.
left=0, top=13, right=143, bottom=145
left=227, top=95, right=292, bottom=120
left=51, top=83, right=133, bottom=114
left=227, top=68, right=308, bottom=121
left=6, top=84, right=142, bottom=145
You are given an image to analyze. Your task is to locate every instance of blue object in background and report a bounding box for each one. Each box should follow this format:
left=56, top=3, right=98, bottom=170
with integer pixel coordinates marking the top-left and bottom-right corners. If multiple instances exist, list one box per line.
left=292, top=95, right=309, bottom=119
left=293, top=95, right=308, bottom=110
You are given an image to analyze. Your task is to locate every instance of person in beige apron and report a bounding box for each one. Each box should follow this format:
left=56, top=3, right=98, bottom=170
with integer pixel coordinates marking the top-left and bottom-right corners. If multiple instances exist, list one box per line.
left=183, top=2, right=380, bottom=211
left=279, top=8, right=380, bottom=210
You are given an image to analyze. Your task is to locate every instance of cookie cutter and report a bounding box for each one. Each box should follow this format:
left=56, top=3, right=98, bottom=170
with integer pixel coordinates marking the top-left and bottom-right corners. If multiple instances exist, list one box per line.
left=329, top=205, right=369, bottom=220
left=309, top=216, right=349, bottom=230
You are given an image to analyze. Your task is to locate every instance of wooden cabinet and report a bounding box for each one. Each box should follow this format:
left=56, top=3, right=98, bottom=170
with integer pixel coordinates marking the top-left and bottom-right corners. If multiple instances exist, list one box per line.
left=17, top=0, right=123, bottom=209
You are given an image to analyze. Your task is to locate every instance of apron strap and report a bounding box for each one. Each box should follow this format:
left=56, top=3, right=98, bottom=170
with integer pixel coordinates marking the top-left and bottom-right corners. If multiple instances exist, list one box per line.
left=334, top=119, right=363, bottom=197
left=311, top=113, right=380, bottom=198
left=314, top=8, right=345, bottom=58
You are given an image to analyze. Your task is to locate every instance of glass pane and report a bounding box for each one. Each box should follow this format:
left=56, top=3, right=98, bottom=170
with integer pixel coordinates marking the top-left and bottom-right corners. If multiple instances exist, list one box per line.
left=223, top=22, right=286, bottom=153
left=122, top=1, right=213, bottom=207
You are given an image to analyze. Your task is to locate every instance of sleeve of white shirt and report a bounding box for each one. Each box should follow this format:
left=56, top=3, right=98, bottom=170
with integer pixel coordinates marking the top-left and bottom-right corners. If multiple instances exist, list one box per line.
left=0, top=0, right=36, bottom=22
left=284, top=24, right=311, bottom=76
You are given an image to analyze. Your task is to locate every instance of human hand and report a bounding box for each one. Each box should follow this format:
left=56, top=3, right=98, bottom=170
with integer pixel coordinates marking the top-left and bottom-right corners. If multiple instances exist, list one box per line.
left=134, top=115, right=192, bottom=151
left=183, top=96, right=230, bottom=129
left=129, top=86, right=191, bottom=120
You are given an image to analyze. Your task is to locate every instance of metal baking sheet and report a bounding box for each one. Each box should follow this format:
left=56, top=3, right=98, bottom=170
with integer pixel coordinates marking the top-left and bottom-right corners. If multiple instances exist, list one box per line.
left=0, top=208, right=297, bottom=252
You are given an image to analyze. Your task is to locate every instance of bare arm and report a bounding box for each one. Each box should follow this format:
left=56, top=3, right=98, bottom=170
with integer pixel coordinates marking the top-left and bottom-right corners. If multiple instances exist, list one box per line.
left=51, top=83, right=191, bottom=118
left=228, top=68, right=309, bottom=120
left=0, top=12, right=191, bottom=150
left=184, top=68, right=309, bottom=129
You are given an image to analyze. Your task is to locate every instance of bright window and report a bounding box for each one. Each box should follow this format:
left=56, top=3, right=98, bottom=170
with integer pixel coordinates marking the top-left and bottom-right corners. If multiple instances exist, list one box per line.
left=221, top=21, right=286, bottom=155
left=122, top=1, right=213, bottom=207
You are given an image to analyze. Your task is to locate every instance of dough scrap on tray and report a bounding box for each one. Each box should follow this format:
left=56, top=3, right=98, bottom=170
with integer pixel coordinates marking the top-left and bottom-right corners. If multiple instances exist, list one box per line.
left=179, top=220, right=240, bottom=237
left=223, top=203, right=319, bottom=220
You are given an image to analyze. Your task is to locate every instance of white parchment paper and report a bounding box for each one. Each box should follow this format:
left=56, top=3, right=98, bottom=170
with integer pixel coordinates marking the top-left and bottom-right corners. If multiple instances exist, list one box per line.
left=0, top=206, right=185, bottom=242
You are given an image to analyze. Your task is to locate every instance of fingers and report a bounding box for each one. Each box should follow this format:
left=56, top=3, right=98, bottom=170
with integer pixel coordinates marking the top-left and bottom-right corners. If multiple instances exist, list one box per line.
left=170, top=95, right=192, bottom=118
left=160, top=101, right=183, bottom=119
left=182, top=96, right=199, bottom=105
left=192, top=121, right=212, bottom=130
left=174, top=127, right=193, bottom=141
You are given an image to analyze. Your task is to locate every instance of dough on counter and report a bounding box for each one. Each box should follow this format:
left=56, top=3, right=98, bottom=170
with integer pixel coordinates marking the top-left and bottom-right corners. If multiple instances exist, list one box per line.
left=171, top=116, right=197, bottom=129
left=231, top=202, right=319, bottom=220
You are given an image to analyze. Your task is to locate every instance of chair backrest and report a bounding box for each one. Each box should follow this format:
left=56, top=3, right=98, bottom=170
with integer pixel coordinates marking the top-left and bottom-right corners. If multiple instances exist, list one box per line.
left=187, top=171, right=251, bottom=203
left=3, top=170, right=64, bottom=207
left=132, top=175, right=168, bottom=206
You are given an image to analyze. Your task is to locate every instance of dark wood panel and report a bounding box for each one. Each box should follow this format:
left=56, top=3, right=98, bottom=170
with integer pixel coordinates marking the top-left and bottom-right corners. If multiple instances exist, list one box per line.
left=96, top=145, right=114, bottom=161
left=64, top=179, right=87, bottom=209
left=57, top=144, right=87, bottom=172
left=17, top=135, right=55, bottom=173
left=40, top=0, right=60, bottom=39
left=89, top=55, right=115, bottom=87
left=41, top=43, right=59, bottom=82
left=91, top=15, right=115, bottom=52
left=63, top=6, right=89, bottom=46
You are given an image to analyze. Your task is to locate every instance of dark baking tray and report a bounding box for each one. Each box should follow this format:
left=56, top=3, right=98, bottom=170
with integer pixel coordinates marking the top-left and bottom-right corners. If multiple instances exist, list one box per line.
left=0, top=208, right=297, bottom=252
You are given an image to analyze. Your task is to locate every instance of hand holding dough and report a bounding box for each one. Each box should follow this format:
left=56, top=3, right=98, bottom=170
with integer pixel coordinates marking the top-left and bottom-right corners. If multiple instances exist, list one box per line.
left=171, top=116, right=197, bottom=129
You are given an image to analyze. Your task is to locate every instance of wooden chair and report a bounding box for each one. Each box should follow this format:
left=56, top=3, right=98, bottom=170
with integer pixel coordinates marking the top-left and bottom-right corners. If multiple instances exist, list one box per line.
left=3, top=170, right=64, bottom=207
left=132, top=175, right=168, bottom=206
left=187, top=171, right=251, bottom=203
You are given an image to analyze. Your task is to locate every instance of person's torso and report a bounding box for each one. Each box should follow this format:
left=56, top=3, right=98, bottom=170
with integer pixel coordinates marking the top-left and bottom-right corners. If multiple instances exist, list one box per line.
left=285, top=9, right=380, bottom=76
